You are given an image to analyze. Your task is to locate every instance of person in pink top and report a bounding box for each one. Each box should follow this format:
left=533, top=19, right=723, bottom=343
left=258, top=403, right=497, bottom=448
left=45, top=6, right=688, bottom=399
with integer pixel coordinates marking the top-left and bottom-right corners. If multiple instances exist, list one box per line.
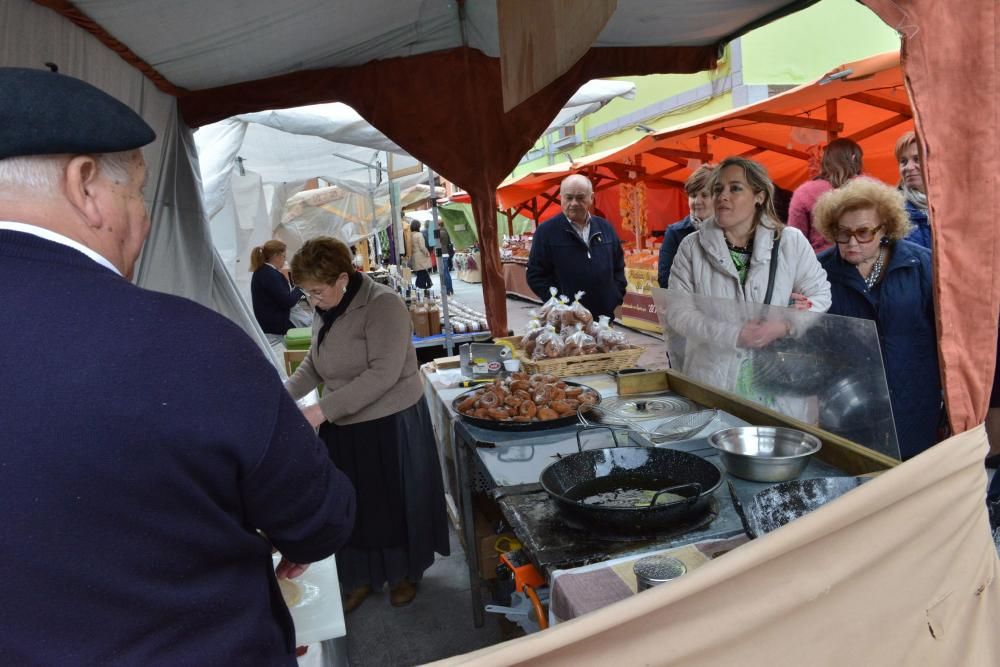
left=787, top=138, right=864, bottom=253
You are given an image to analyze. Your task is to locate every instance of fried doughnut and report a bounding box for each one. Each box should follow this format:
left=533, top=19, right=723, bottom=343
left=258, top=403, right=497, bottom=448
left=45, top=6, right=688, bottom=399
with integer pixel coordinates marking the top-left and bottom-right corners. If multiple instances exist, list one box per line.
left=487, top=407, right=512, bottom=420
left=537, top=407, right=559, bottom=421
left=510, top=380, right=531, bottom=393
left=513, top=389, right=532, bottom=401
left=564, top=386, right=584, bottom=398
left=529, top=374, right=547, bottom=385
left=563, top=398, right=581, bottom=411
left=550, top=389, right=566, bottom=402
left=511, top=372, right=530, bottom=382
left=474, top=407, right=491, bottom=418
left=578, top=391, right=598, bottom=405
left=518, top=401, right=538, bottom=419
left=458, top=395, right=478, bottom=412
left=504, top=395, right=523, bottom=409
left=550, top=400, right=573, bottom=415
left=533, top=385, right=553, bottom=405
left=479, top=392, right=499, bottom=408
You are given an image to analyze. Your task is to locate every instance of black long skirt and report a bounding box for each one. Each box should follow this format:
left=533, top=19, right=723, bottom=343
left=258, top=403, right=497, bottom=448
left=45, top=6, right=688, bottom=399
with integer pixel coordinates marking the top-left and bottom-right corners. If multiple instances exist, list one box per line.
left=319, top=397, right=450, bottom=590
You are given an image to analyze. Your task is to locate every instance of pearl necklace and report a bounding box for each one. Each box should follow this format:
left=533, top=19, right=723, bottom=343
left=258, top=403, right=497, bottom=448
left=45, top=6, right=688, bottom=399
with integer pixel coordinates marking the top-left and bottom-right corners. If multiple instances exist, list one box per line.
left=864, top=247, right=886, bottom=290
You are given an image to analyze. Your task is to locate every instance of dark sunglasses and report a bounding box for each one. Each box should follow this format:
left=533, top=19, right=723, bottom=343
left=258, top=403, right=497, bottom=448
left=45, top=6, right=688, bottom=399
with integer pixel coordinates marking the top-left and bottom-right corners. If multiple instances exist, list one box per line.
left=834, top=225, right=883, bottom=244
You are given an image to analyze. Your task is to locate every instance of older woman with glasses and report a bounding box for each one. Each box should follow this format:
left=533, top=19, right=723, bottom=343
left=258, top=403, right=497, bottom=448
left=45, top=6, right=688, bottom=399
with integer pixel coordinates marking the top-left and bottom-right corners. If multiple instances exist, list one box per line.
left=285, top=237, right=449, bottom=612
left=814, top=178, right=941, bottom=459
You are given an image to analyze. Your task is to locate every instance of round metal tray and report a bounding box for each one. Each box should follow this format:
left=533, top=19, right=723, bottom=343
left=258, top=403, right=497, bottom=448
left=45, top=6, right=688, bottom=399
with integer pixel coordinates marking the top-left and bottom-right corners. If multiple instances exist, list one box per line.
left=452, top=380, right=601, bottom=432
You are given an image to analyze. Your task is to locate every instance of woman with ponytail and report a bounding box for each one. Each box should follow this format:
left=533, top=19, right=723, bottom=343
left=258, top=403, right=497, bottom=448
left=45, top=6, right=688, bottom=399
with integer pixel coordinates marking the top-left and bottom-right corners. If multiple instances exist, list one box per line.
left=250, top=240, right=303, bottom=344
left=787, top=138, right=864, bottom=253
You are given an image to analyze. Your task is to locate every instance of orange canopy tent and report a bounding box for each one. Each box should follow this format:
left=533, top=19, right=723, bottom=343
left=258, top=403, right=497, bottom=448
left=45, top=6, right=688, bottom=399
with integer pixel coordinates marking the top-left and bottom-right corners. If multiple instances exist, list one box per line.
left=497, top=50, right=911, bottom=231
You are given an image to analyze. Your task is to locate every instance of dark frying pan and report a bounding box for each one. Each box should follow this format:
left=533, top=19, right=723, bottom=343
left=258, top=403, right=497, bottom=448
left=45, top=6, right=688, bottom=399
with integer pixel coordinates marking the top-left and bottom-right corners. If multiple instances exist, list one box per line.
left=539, top=430, right=722, bottom=533
left=451, top=381, right=601, bottom=432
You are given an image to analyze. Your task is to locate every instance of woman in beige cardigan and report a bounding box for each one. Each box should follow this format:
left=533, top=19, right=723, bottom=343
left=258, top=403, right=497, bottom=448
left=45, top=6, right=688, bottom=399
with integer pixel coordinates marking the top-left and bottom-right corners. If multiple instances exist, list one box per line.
left=408, top=219, right=433, bottom=289
left=285, top=237, right=449, bottom=612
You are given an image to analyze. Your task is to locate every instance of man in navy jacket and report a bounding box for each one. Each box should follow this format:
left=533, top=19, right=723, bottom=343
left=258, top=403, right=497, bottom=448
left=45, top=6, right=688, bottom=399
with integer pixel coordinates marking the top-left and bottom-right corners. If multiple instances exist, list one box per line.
left=0, top=67, right=355, bottom=665
left=526, top=174, right=627, bottom=319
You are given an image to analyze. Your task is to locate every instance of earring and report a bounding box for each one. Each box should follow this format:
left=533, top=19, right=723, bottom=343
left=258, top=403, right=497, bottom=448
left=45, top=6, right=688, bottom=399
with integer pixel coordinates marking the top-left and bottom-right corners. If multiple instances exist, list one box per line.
left=342, top=286, right=347, bottom=293
left=880, top=236, right=890, bottom=246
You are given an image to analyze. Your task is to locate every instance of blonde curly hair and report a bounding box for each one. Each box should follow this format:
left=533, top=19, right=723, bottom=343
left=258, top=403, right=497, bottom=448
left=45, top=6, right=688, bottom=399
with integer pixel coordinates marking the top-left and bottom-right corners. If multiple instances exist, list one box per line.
left=813, top=177, right=912, bottom=243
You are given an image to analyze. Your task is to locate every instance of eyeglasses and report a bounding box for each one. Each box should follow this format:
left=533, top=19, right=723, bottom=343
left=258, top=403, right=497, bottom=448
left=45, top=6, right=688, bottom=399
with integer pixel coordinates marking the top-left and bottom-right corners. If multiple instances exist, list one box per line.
left=302, top=285, right=329, bottom=299
left=834, top=225, right=883, bottom=244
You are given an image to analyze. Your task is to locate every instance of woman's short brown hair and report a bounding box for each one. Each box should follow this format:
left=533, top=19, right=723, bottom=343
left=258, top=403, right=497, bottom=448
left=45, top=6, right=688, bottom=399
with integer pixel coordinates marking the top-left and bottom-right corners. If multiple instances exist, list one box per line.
left=291, top=236, right=356, bottom=286
left=813, top=177, right=913, bottom=243
left=684, top=163, right=715, bottom=196
left=894, top=131, right=921, bottom=162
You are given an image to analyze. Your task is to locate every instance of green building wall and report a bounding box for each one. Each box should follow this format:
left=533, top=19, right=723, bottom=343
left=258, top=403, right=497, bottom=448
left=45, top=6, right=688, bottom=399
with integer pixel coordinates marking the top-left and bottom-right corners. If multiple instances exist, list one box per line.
left=509, top=0, right=901, bottom=180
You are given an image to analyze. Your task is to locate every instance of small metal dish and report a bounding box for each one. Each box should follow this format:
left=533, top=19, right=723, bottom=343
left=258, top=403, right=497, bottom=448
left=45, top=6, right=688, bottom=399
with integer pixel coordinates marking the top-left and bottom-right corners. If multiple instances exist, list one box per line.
left=708, top=426, right=821, bottom=482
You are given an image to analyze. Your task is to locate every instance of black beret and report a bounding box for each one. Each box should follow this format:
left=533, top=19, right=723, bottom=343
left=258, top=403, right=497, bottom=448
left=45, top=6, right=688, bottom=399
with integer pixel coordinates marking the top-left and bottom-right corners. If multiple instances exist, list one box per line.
left=0, top=67, right=156, bottom=160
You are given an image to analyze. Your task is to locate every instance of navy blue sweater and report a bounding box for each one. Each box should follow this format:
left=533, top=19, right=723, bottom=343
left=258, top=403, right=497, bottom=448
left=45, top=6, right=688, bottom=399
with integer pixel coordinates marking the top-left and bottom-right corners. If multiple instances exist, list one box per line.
left=252, top=264, right=304, bottom=335
left=657, top=216, right=697, bottom=288
left=0, top=231, right=355, bottom=665
left=526, top=213, right=627, bottom=319
left=819, top=240, right=941, bottom=459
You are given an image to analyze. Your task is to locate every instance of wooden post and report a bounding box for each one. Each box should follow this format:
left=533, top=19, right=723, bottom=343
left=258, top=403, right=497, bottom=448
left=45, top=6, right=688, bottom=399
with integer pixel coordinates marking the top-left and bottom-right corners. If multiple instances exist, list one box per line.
left=826, top=99, right=839, bottom=142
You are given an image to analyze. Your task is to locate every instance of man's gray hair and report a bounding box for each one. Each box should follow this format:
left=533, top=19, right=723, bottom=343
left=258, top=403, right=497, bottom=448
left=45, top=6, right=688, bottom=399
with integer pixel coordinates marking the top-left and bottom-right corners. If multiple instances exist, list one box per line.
left=0, top=150, right=138, bottom=193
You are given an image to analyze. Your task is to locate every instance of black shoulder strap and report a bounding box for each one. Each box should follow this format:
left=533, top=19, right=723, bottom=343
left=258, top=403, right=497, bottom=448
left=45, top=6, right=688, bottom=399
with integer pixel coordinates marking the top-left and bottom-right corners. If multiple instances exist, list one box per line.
left=763, top=233, right=782, bottom=305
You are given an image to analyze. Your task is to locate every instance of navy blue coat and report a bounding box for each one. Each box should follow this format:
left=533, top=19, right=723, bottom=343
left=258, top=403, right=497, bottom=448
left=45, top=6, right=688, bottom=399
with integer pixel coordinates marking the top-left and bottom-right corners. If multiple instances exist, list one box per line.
left=819, top=240, right=941, bottom=459
left=252, top=264, right=304, bottom=335
left=526, top=213, right=627, bottom=319
left=903, top=200, right=932, bottom=250
left=0, top=231, right=355, bottom=665
left=657, top=216, right=697, bottom=288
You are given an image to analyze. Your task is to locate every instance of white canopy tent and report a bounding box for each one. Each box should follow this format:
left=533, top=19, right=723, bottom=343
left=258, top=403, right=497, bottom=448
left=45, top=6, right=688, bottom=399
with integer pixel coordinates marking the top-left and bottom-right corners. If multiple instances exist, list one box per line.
left=194, top=82, right=635, bottom=307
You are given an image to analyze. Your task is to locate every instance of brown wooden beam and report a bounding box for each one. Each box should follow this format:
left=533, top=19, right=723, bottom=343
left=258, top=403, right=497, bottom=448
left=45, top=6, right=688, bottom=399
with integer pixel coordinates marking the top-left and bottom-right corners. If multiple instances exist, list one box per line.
left=845, top=92, right=913, bottom=117
left=846, top=114, right=910, bottom=143
left=649, top=163, right=687, bottom=179
left=826, top=99, right=839, bottom=142
left=713, top=128, right=812, bottom=161
left=647, top=146, right=713, bottom=163
left=602, top=162, right=647, bottom=181
left=735, top=111, right=843, bottom=132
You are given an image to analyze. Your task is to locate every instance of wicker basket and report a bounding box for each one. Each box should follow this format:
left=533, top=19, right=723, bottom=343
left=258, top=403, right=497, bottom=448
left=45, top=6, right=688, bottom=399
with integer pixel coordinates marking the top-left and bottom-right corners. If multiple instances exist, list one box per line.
left=495, top=336, right=645, bottom=378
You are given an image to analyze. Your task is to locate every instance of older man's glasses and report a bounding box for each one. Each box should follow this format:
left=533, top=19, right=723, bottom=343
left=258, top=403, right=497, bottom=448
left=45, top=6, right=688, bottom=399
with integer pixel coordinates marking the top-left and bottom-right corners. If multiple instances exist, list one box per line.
left=834, top=225, right=883, bottom=244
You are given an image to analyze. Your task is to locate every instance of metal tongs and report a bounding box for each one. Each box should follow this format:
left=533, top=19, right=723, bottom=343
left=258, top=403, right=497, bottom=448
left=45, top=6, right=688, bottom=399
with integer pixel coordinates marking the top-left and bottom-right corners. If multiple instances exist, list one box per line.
left=577, top=404, right=718, bottom=444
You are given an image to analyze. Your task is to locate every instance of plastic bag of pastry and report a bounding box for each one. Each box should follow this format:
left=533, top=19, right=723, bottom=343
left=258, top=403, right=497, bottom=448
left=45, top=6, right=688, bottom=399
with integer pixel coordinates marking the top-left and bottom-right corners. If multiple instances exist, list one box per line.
left=531, top=324, right=565, bottom=360
left=595, top=315, right=631, bottom=352
left=538, top=287, right=561, bottom=321
left=567, top=291, right=594, bottom=327
left=562, top=324, right=597, bottom=356
left=546, top=294, right=571, bottom=328
left=521, top=318, right=545, bottom=356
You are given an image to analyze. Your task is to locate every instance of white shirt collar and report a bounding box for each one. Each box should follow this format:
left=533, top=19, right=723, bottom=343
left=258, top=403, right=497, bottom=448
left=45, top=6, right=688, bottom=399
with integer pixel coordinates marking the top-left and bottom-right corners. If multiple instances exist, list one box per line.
left=0, top=220, right=122, bottom=276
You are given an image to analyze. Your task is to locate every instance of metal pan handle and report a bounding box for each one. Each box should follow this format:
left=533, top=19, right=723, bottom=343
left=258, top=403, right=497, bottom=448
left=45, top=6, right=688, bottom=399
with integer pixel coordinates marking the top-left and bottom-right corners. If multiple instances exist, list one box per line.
left=727, top=480, right=756, bottom=539
left=649, top=482, right=703, bottom=508
left=575, top=425, right=618, bottom=453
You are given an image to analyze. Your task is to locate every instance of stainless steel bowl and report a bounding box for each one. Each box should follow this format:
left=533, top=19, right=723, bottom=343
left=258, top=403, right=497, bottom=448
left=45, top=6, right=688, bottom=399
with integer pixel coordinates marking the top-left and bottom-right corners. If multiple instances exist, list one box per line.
left=708, top=427, right=821, bottom=482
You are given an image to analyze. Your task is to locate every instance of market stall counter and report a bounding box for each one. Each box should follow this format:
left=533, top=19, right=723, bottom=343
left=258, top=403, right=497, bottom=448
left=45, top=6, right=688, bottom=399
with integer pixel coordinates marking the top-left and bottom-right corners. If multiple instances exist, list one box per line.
left=422, top=365, right=894, bottom=629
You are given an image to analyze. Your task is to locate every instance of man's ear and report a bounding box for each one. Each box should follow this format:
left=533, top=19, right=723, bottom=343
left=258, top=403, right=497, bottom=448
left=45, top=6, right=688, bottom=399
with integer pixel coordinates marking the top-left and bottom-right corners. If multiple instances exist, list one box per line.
left=63, top=156, right=103, bottom=228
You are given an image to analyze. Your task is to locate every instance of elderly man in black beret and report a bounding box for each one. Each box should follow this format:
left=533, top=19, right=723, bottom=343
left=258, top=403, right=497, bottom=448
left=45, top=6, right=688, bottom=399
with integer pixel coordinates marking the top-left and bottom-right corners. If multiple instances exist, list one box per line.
left=0, top=68, right=355, bottom=665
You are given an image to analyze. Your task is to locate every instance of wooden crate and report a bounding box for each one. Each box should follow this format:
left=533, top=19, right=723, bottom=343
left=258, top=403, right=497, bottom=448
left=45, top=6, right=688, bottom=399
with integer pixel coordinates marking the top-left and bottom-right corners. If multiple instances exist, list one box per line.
left=496, top=335, right=644, bottom=378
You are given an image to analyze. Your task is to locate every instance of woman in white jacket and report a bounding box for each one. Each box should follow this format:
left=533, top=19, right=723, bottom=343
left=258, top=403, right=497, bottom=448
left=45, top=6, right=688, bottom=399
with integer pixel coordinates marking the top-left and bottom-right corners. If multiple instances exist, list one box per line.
left=666, top=157, right=831, bottom=408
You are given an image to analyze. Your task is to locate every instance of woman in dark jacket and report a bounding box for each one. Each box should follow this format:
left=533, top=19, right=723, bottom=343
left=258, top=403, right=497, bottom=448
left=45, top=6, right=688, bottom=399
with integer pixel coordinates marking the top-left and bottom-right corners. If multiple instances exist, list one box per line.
left=657, top=163, right=714, bottom=288
left=895, top=131, right=932, bottom=250
left=250, top=240, right=303, bottom=344
left=814, top=178, right=941, bottom=459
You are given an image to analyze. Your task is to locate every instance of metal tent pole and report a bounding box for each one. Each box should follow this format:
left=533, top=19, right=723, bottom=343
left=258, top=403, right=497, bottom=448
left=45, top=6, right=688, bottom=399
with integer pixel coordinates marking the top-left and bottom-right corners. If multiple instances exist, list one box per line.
left=426, top=166, right=454, bottom=356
